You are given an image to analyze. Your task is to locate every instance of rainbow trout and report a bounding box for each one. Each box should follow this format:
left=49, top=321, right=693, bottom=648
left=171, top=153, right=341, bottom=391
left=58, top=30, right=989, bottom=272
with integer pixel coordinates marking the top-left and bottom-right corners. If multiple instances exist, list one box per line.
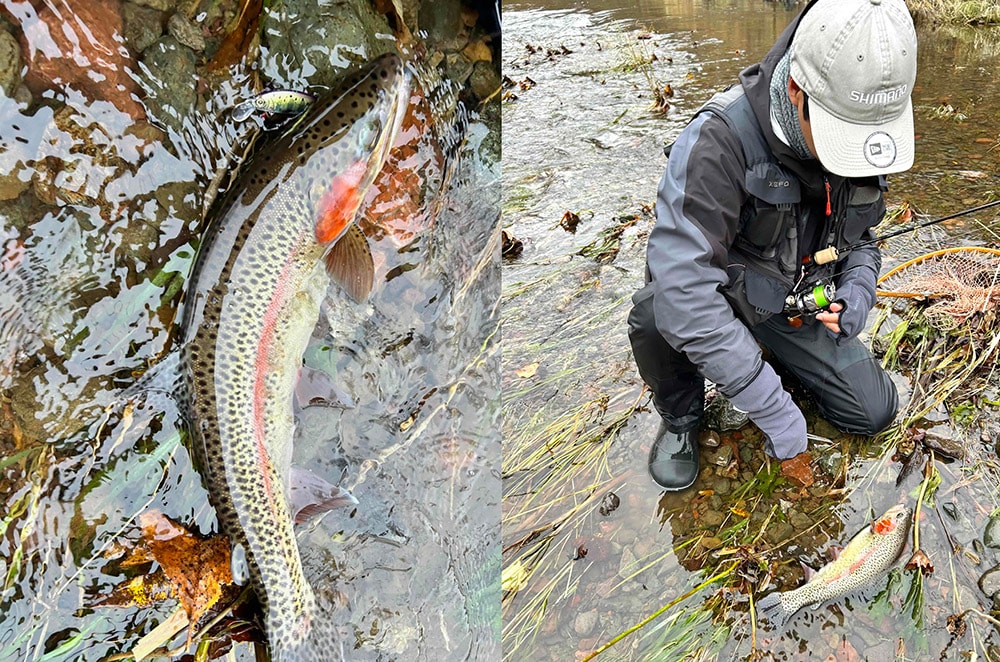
left=181, top=53, right=409, bottom=660
left=756, top=503, right=912, bottom=628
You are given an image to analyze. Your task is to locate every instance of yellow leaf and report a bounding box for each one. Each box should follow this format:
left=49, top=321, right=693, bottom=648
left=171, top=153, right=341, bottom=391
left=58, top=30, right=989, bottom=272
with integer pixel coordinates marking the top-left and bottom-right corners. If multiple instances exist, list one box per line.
left=502, top=559, right=530, bottom=593
left=515, top=362, right=539, bottom=379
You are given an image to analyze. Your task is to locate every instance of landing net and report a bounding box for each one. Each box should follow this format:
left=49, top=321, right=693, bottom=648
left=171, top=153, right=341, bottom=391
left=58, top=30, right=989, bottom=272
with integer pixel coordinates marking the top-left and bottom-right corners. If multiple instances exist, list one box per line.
left=876, top=246, right=1000, bottom=327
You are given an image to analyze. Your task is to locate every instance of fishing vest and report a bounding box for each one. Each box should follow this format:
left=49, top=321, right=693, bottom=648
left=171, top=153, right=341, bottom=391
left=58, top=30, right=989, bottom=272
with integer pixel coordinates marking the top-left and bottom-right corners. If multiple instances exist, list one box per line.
left=671, top=85, right=885, bottom=326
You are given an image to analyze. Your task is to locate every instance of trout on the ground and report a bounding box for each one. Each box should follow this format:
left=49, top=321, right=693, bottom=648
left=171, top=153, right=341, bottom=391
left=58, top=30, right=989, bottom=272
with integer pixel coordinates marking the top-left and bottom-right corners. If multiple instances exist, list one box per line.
left=181, top=53, right=409, bottom=660
left=756, top=503, right=912, bottom=628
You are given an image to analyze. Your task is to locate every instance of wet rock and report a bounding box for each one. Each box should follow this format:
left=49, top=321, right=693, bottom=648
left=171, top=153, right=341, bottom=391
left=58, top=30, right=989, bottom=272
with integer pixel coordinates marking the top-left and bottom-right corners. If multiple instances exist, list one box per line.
left=788, top=510, right=812, bottom=531
left=263, top=0, right=393, bottom=89
left=707, top=445, right=733, bottom=467
left=699, top=430, right=721, bottom=448
left=122, top=3, right=165, bottom=54
left=617, top=546, right=638, bottom=579
left=168, top=12, right=205, bottom=53
left=598, top=491, right=619, bottom=516
left=139, top=36, right=197, bottom=130
left=921, top=431, right=966, bottom=460
left=17, top=0, right=145, bottom=120
left=704, top=392, right=748, bottom=431
left=765, top=521, right=795, bottom=546
left=985, top=513, right=1000, bottom=549
left=462, top=38, right=493, bottom=64
left=701, top=510, right=725, bottom=528
left=419, top=0, right=467, bottom=51
left=573, top=609, right=599, bottom=637
left=469, top=60, right=500, bottom=101
left=444, top=51, right=474, bottom=86
left=700, top=536, right=723, bottom=550
left=0, top=29, right=20, bottom=97
left=131, top=0, right=177, bottom=11
left=815, top=449, right=842, bottom=477
left=979, top=563, right=1000, bottom=599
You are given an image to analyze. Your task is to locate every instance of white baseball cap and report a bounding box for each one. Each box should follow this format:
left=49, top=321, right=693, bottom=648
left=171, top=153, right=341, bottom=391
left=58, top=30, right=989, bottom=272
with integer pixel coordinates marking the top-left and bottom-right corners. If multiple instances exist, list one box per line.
left=790, top=0, right=917, bottom=177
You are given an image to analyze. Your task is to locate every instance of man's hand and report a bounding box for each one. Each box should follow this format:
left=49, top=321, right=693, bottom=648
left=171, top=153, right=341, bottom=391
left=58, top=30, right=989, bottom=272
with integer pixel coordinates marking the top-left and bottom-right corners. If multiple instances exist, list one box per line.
left=815, top=302, right=843, bottom=335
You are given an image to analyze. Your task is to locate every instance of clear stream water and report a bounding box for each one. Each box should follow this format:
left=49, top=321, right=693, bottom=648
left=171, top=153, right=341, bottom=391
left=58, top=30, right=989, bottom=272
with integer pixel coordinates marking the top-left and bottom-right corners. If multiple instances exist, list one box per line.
left=0, top=2, right=500, bottom=660
left=503, top=2, right=1000, bottom=661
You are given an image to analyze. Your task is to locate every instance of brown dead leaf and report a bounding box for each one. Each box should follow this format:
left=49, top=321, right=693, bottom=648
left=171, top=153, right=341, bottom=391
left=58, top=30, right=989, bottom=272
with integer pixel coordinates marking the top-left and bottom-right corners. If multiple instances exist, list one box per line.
left=905, top=548, right=934, bottom=576
left=95, top=510, right=235, bottom=646
left=207, top=0, right=263, bottom=72
left=140, top=511, right=234, bottom=628
left=515, top=362, right=539, bottom=379
left=372, top=0, right=413, bottom=42
left=780, top=452, right=814, bottom=488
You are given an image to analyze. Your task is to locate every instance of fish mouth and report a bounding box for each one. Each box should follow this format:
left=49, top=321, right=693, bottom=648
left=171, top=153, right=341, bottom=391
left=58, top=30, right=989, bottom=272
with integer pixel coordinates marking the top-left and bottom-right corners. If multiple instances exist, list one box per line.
left=358, top=55, right=411, bottom=193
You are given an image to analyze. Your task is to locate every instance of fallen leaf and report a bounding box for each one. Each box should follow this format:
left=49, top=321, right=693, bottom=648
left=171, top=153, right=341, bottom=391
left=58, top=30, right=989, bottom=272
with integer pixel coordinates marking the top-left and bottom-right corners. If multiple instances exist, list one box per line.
left=780, top=452, right=814, bottom=488
left=95, top=511, right=236, bottom=651
left=141, top=511, right=234, bottom=629
left=905, top=548, right=934, bottom=575
left=515, top=362, right=539, bottom=379
left=206, top=0, right=263, bottom=72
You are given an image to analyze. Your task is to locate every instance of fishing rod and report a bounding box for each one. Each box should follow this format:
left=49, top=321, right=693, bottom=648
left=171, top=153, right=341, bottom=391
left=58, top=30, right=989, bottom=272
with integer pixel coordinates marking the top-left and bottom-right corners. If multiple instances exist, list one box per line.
left=808, top=197, right=1000, bottom=266
left=785, top=198, right=1000, bottom=318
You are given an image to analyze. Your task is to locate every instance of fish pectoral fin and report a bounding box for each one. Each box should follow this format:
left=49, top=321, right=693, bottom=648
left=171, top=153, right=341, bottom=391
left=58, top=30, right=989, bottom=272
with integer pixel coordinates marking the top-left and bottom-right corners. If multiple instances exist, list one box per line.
left=289, top=466, right=358, bottom=525
left=295, top=364, right=356, bottom=411
left=323, top=224, right=375, bottom=303
left=230, top=543, right=250, bottom=585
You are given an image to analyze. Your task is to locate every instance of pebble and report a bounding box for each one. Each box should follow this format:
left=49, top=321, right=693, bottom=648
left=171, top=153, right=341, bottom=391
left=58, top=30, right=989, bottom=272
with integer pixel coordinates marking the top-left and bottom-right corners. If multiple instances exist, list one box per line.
left=573, top=609, right=599, bottom=637
left=618, top=547, right=638, bottom=579
left=985, top=514, right=1000, bottom=549
left=700, top=536, right=723, bottom=550
left=789, top=510, right=812, bottom=531
left=709, top=445, right=733, bottom=467
left=815, top=449, right=842, bottom=477
left=0, top=30, right=21, bottom=97
left=699, top=429, right=721, bottom=448
left=979, top=563, right=1000, bottom=599
left=713, top=477, right=732, bottom=496
left=168, top=13, right=206, bottom=53
left=701, top=510, right=725, bottom=528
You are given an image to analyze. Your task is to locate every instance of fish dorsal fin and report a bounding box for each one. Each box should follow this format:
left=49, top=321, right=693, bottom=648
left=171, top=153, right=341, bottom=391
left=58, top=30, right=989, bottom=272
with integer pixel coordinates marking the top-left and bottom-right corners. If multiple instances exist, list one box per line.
left=323, top=224, right=374, bottom=303
left=289, top=466, right=358, bottom=525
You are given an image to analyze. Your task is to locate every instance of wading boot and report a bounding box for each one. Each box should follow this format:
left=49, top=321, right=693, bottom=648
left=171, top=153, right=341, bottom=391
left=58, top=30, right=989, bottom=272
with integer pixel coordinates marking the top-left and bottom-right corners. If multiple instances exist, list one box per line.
left=648, top=420, right=699, bottom=491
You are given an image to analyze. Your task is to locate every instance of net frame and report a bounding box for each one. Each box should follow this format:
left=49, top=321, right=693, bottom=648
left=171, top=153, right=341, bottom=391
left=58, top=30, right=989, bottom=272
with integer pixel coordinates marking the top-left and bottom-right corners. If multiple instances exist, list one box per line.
left=876, top=246, right=1000, bottom=298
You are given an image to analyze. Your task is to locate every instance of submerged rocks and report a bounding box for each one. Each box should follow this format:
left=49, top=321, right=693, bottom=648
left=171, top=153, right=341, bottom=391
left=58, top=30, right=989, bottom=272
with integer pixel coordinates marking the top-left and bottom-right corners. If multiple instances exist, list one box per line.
left=979, top=564, right=1000, bottom=600
left=0, top=29, right=21, bottom=97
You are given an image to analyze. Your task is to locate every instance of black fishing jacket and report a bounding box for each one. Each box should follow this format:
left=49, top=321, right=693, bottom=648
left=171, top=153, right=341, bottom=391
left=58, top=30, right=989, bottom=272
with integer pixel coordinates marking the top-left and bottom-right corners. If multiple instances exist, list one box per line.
left=646, top=9, right=885, bottom=398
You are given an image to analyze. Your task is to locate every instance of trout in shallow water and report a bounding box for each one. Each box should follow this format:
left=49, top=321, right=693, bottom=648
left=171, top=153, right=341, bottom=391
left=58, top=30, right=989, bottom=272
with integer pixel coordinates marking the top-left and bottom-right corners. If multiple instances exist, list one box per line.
left=181, top=53, right=409, bottom=660
left=756, top=503, right=912, bottom=628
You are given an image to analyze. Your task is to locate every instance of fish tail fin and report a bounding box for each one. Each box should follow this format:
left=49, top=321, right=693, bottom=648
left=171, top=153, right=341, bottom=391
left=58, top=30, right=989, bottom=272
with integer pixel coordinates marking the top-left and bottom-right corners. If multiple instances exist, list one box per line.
left=269, top=610, right=345, bottom=662
left=756, top=591, right=792, bottom=629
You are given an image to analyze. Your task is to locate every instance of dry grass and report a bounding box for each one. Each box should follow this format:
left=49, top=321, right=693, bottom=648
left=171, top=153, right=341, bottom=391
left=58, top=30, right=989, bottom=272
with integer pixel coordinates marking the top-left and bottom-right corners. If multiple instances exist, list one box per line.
left=909, top=0, right=1000, bottom=25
